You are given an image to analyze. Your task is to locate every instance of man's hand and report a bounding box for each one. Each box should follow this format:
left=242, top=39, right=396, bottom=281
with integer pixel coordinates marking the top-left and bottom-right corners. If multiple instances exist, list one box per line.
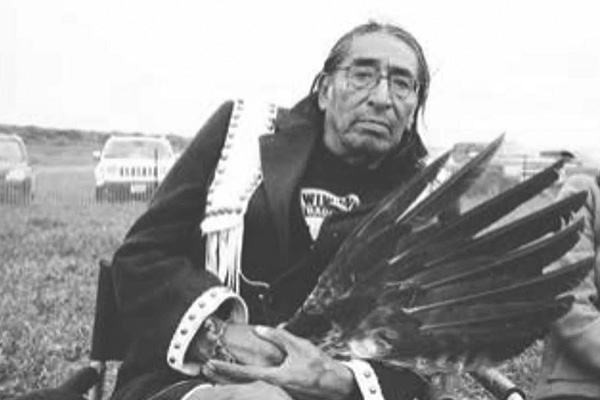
left=186, top=381, right=294, bottom=400
left=221, top=323, right=285, bottom=366
left=187, top=319, right=284, bottom=367
left=202, top=326, right=356, bottom=400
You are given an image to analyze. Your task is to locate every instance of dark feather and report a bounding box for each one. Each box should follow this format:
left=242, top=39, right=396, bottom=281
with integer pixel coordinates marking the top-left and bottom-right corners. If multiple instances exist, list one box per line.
left=353, top=150, right=452, bottom=240
left=387, top=158, right=570, bottom=269
left=405, top=258, right=592, bottom=316
left=419, top=299, right=574, bottom=332
left=411, top=218, right=583, bottom=292
left=421, top=191, right=587, bottom=268
left=285, top=136, right=589, bottom=373
left=396, top=135, right=504, bottom=228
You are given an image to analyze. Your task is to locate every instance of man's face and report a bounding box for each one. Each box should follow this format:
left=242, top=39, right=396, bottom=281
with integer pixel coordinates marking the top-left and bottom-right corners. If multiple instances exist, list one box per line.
left=319, top=32, right=420, bottom=167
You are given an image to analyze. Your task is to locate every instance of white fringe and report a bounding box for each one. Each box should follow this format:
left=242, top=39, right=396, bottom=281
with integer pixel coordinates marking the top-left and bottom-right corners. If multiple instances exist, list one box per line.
left=201, top=99, right=276, bottom=293
left=205, top=223, right=245, bottom=293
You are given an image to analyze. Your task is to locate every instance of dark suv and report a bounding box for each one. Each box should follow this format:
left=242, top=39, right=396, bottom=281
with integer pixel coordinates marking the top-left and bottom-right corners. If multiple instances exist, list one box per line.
left=0, top=134, right=34, bottom=204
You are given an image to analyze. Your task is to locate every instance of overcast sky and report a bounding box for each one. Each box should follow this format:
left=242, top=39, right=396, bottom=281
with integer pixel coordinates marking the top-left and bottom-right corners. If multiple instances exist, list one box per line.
left=1, top=0, right=599, bottom=152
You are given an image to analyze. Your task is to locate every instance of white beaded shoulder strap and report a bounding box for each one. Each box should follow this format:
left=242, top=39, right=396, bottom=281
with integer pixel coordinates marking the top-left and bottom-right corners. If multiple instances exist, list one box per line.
left=200, top=99, right=277, bottom=293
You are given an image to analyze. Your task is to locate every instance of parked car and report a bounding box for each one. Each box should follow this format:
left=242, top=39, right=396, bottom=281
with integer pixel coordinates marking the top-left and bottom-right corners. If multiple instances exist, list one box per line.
left=94, top=135, right=176, bottom=202
left=0, top=134, right=34, bottom=204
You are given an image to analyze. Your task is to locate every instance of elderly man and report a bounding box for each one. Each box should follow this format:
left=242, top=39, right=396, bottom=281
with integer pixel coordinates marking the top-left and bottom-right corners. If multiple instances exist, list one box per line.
left=110, top=21, right=433, bottom=400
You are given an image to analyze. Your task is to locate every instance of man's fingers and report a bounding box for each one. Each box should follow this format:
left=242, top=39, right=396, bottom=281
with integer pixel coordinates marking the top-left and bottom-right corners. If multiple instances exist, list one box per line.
left=254, top=326, right=312, bottom=355
left=201, top=364, right=241, bottom=385
left=206, top=360, right=273, bottom=383
left=222, top=323, right=285, bottom=366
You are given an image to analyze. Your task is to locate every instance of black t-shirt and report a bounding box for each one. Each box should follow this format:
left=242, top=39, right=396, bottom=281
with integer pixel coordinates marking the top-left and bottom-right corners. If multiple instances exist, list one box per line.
left=298, top=138, right=408, bottom=241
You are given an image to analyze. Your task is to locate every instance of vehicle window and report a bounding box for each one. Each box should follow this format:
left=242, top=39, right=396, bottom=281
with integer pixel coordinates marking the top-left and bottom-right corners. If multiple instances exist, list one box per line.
left=0, top=139, right=25, bottom=163
left=102, top=139, right=172, bottom=159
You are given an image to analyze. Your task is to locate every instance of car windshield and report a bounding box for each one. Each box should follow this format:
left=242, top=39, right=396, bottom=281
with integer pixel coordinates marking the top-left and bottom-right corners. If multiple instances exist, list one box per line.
left=102, top=139, right=172, bottom=159
left=0, top=139, right=25, bottom=163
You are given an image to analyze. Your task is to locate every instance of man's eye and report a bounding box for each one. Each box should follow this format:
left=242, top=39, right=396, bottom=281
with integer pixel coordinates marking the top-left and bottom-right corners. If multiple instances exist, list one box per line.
left=390, top=76, right=413, bottom=91
left=351, top=68, right=376, bottom=81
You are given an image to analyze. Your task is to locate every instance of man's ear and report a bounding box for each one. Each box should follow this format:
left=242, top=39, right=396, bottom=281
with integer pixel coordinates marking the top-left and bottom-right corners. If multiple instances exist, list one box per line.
left=317, top=74, right=333, bottom=111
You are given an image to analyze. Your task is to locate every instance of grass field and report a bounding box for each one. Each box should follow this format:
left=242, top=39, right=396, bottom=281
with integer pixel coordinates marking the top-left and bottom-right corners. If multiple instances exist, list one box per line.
left=0, top=194, right=144, bottom=399
left=0, top=153, right=555, bottom=400
left=0, top=155, right=146, bottom=398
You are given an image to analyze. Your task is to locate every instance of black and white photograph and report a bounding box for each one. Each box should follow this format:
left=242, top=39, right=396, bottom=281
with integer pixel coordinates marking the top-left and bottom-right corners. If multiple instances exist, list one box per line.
left=1, top=1, right=599, bottom=400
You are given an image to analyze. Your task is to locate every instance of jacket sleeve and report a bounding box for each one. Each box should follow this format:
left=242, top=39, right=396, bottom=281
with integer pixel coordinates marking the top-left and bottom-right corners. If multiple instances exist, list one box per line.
left=343, top=360, right=430, bottom=400
left=547, top=174, right=600, bottom=374
left=112, top=101, right=247, bottom=375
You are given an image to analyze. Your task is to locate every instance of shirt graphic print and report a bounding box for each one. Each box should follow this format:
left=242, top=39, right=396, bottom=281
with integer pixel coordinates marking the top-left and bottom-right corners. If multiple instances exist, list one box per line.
left=300, top=188, right=360, bottom=240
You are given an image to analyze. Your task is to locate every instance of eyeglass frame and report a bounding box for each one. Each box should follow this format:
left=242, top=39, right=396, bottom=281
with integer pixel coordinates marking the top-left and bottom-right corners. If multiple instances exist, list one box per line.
left=333, top=63, right=420, bottom=100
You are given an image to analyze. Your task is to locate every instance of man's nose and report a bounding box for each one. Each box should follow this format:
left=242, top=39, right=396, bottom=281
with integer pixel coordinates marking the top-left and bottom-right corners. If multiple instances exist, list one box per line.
left=367, top=77, right=393, bottom=108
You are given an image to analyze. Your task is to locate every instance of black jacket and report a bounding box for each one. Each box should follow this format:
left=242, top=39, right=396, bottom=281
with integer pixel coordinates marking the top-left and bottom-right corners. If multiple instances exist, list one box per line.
left=110, top=97, right=430, bottom=400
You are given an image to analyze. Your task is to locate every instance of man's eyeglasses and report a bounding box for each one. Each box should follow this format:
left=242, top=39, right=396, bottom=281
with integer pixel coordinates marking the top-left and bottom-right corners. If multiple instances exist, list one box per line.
left=337, top=65, right=419, bottom=100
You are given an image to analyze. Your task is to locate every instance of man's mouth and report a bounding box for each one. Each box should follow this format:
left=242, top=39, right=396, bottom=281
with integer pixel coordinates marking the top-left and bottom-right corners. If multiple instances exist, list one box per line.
left=354, top=119, right=391, bottom=134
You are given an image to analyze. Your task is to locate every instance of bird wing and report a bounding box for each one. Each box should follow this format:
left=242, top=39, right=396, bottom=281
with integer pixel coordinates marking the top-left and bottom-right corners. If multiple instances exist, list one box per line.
left=285, top=135, right=592, bottom=372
